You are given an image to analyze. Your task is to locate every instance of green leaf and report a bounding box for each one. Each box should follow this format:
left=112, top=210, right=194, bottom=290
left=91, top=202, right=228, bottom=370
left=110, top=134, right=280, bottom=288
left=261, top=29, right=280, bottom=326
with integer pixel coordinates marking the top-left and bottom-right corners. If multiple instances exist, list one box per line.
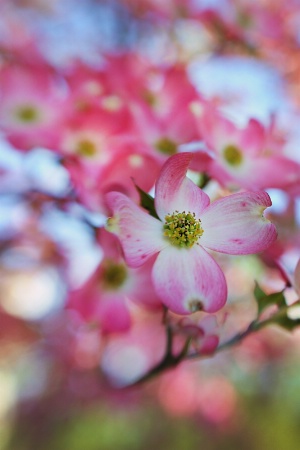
left=254, top=282, right=286, bottom=315
left=198, top=173, right=210, bottom=189
left=134, top=183, right=160, bottom=219
left=271, top=314, right=300, bottom=331
left=254, top=282, right=266, bottom=314
left=263, top=291, right=286, bottom=310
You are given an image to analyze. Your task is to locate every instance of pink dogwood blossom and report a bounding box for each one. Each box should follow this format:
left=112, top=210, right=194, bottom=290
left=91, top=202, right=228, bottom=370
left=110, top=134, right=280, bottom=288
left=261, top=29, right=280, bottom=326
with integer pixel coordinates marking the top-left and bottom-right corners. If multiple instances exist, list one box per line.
left=67, top=229, right=162, bottom=335
left=106, top=153, right=277, bottom=315
left=194, top=109, right=300, bottom=193
left=0, top=61, right=67, bottom=151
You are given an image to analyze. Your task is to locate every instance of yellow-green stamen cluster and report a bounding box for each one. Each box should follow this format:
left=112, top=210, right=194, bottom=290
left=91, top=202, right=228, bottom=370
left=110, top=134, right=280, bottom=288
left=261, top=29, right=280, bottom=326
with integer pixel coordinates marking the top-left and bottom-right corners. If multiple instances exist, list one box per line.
left=76, top=139, right=97, bottom=157
left=155, top=137, right=177, bottom=155
left=164, top=211, right=204, bottom=248
left=223, top=144, right=243, bottom=166
left=102, top=261, right=127, bottom=289
left=16, top=105, right=39, bottom=123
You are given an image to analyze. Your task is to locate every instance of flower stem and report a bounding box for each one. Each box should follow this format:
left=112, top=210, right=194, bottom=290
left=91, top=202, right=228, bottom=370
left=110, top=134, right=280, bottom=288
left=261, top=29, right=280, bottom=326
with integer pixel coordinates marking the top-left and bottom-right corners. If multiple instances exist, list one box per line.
left=130, top=299, right=300, bottom=386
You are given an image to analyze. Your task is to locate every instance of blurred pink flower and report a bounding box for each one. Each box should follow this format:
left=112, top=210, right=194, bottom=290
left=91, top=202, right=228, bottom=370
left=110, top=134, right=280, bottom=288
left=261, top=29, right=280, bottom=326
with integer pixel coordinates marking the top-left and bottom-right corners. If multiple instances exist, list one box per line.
left=194, top=108, right=300, bottom=193
left=176, top=315, right=220, bottom=355
left=67, top=229, right=161, bottom=335
left=0, top=60, right=67, bottom=151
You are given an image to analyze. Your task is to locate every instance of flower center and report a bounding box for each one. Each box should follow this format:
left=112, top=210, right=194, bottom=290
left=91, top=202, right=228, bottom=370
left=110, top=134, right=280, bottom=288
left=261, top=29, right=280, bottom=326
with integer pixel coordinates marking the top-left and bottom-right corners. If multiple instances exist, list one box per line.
left=16, top=105, right=39, bottom=123
left=143, top=90, right=156, bottom=107
left=223, top=144, right=243, bottom=166
left=76, top=139, right=97, bottom=157
left=102, top=261, right=127, bottom=289
left=164, top=211, right=204, bottom=248
left=155, top=137, right=177, bottom=155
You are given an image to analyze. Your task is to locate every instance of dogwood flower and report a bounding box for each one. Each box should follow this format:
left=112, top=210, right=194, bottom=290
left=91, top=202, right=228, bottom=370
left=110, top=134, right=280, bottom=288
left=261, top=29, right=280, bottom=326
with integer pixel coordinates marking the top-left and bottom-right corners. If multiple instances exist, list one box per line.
left=106, top=153, right=277, bottom=315
left=193, top=109, right=300, bottom=194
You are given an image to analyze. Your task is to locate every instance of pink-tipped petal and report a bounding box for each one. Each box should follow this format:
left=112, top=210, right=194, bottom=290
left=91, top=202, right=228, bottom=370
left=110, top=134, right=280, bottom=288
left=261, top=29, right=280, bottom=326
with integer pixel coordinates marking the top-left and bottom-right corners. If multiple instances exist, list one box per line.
left=198, top=335, right=219, bottom=355
left=200, top=191, right=277, bottom=255
left=152, top=245, right=227, bottom=315
left=128, top=257, right=164, bottom=309
left=239, top=118, right=265, bottom=156
left=155, top=153, right=210, bottom=220
left=105, top=191, right=167, bottom=267
left=245, top=156, right=300, bottom=191
left=99, top=296, right=131, bottom=334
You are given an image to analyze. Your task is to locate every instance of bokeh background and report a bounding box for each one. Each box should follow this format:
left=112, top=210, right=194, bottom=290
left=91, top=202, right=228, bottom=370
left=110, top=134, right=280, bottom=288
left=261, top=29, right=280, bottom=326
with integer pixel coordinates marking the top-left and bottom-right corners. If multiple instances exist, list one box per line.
left=1, top=1, right=300, bottom=449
